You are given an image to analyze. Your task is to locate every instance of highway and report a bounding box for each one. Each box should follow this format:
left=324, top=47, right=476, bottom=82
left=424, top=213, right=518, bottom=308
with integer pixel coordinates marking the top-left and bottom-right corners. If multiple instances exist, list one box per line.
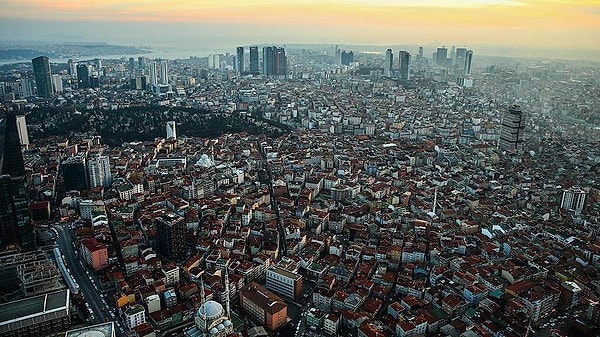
left=54, top=224, right=126, bottom=335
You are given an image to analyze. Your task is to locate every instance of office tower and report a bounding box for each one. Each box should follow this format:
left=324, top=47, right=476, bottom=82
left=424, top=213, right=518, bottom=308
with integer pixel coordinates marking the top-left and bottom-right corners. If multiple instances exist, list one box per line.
left=236, top=46, right=245, bottom=74
left=208, top=54, right=220, bottom=69
left=249, top=46, right=259, bottom=74
left=450, top=46, right=456, bottom=61
left=335, top=45, right=342, bottom=65
left=464, top=50, right=473, bottom=75
left=128, top=57, right=136, bottom=72
left=399, top=51, right=410, bottom=81
left=87, top=155, right=112, bottom=188
left=51, top=74, right=62, bottom=93
left=155, top=213, right=187, bottom=261
left=61, top=156, right=88, bottom=191
left=94, top=58, right=102, bottom=69
left=560, top=186, right=587, bottom=212
left=384, top=49, right=393, bottom=77
left=67, top=59, right=77, bottom=76
left=263, top=46, right=287, bottom=76
left=418, top=46, right=424, bottom=62
left=436, top=47, right=448, bottom=66
left=455, top=48, right=467, bottom=72
left=275, top=47, right=287, bottom=75
left=31, top=56, right=52, bottom=99
left=15, top=115, right=29, bottom=147
left=76, top=64, right=90, bottom=88
left=0, top=112, right=34, bottom=252
left=149, top=62, right=158, bottom=87
left=341, top=50, right=354, bottom=66
left=160, top=60, right=169, bottom=85
left=138, top=56, right=146, bottom=69
left=166, top=120, right=177, bottom=139
left=499, top=105, right=525, bottom=153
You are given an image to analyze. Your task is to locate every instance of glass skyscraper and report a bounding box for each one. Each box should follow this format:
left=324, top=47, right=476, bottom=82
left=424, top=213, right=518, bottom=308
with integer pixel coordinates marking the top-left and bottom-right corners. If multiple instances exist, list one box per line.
left=31, top=56, right=52, bottom=99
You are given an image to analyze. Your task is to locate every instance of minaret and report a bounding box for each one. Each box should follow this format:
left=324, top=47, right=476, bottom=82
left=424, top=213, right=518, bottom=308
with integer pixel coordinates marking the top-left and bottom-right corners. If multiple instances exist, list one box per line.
left=200, top=278, right=207, bottom=331
left=224, top=265, right=231, bottom=319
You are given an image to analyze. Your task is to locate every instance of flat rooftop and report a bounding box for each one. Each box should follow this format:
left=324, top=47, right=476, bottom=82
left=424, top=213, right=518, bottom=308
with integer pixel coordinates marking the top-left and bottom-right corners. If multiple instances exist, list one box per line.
left=0, top=289, right=69, bottom=326
left=65, top=321, right=115, bottom=337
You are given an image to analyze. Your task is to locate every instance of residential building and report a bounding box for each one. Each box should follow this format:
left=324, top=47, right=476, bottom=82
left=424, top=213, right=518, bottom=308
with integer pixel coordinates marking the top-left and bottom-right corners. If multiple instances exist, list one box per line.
left=239, top=282, right=287, bottom=330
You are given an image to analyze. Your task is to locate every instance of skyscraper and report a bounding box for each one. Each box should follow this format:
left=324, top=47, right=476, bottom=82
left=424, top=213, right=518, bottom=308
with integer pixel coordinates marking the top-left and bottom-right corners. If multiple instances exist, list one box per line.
left=31, top=56, right=52, bottom=99
left=263, top=46, right=287, bottom=76
left=0, top=112, right=34, bottom=252
left=160, top=60, right=169, bottom=85
left=166, top=120, right=177, bottom=140
left=341, top=50, right=354, bottom=66
left=249, top=46, right=259, bottom=74
left=61, top=156, right=89, bottom=191
left=455, top=48, right=467, bottom=72
left=77, top=64, right=90, bottom=88
left=418, top=46, right=424, bottom=63
left=88, top=155, right=112, bottom=188
left=464, top=50, right=473, bottom=75
left=499, top=105, right=525, bottom=153
left=51, top=74, right=63, bottom=93
left=436, top=47, right=448, bottom=66
left=236, top=46, right=244, bottom=74
left=399, top=51, right=410, bottom=81
left=67, top=59, right=78, bottom=76
left=15, top=115, right=29, bottom=147
left=384, top=49, right=393, bottom=77
left=149, top=62, right=158, bottom=87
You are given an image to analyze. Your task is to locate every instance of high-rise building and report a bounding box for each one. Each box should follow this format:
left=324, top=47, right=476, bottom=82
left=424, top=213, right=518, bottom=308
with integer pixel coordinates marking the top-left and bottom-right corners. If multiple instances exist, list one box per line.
left=455, top=48, right=467, bottom=72
left=76, top=64, right=90, bottom=88
left=166, top=120, right=177, bottom=140
left=138, top=56, right=146, bottom=69
left=384, top=49, right=393, bottom=77
left=236, top=46, right=244, bottom=74
left=87, top=155, right=112, bottom=188
left=67, top=59, right=77, bottom=76
left=31, top=56, right=52, bottom=99
left=61, top=156, right=89, bottom=191
left=160, top=60, right=169, bottom=85
left=436, top=47, right=448, bottom=66
left=499, top=105, right=525, bottom=153
left=399, top=51, right=410, bottom=81
left=51, top=74, right=62, bottom=93
left=155, top=213, right=188, bottom=261
left=249, top=46, right=259, bottom=74
left=263, top=46, right=287, bottom=76
left=149, top=62, right=158, bottom=87
left=464, top=50, right=473, bottom=75
left=0, top=112, right=34, bottom=252
left=561, top=186, right=587, bottom=212
left=418, top=46, right=424, bottom=63
left=334, top=45, right=342, bottom=65
left=15, top=115, right=29, bottom=147
left=129, top=57, right=136, bottom=72
left=341, top=50, right=354, bottom=66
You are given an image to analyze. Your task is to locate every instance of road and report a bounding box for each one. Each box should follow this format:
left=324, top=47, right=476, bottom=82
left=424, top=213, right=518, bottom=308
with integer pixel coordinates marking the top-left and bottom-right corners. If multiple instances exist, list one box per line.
left=54, top=224, right=126, bottom=335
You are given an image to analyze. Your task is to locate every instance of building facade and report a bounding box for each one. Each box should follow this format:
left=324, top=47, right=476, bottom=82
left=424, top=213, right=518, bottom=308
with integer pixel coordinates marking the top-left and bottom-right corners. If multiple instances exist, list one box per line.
left=239, top=282, right=287, bottom=330
left=499, top=105, right=525, bottom=153
left=265, top=266, right=303, bottom=301
left=31, top=56, right=52, bottom=99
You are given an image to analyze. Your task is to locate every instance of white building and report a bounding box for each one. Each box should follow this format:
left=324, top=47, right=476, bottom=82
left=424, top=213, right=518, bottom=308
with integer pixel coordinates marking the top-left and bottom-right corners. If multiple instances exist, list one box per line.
left=265, top=266, right=303, bottom=301
left=561, top=186, right=587, bottom=212
left=15, top=115, right=29, bottom=146
left=51, top=74, right=63, bottom=93
left=149, top=62, right=158, bottom=87
left=88, top=155, right=112, bottom=188
left=124, top=304, right=146, bottom=329
left=160, top=60, right=169, bottom=85
left=166, top=120, right=177, bottom=139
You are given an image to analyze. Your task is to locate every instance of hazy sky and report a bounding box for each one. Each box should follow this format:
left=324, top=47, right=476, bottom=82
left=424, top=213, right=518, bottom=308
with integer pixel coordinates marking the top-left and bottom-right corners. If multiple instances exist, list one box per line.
left=0, top=0, right=598, bottom=53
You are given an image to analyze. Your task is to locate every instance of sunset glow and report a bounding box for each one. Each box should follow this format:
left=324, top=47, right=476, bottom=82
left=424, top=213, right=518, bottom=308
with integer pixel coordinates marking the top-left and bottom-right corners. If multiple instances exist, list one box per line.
left=0, top=0, right=598, bottom=50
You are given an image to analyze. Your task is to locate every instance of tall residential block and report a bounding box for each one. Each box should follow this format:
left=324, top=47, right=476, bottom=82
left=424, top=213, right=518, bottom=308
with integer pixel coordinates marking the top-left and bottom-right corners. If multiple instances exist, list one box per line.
left=499, top=105, right=525, bottom=153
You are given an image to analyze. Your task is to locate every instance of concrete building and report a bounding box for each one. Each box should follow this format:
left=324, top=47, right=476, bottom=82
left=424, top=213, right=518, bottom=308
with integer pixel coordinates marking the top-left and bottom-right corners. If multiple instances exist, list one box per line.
left=265, top=266, right=303, bottom=301
left=124, top=304, right=146, bottom=329
left=80, top=237, right=108, bottom=271
left=88, top=154, right=112, bottom=188
left=561, top=186, right=587, bottom=212
left=166, top=120, right=177, bottom=140
left=239, top=282, right=287, bottom=331
left=499, top=105, right=525, bottom=153
left=65, top=322, right=115, bottom=337
left=0, top=289, right=70, bottom=337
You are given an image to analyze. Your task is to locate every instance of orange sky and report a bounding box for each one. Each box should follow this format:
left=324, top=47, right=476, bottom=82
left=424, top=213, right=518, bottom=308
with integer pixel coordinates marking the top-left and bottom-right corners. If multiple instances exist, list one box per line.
left=0, top=0, right=598, bottom=50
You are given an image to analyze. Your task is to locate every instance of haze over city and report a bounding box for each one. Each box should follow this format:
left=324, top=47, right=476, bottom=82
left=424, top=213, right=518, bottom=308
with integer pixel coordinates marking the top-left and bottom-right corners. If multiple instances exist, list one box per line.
left=1, top=0, right=599, bottom=60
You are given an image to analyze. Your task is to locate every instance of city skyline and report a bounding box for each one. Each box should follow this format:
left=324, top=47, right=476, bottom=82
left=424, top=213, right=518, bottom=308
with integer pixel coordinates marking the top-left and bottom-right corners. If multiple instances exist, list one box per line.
left=0, top=0, right=598, bottom=60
